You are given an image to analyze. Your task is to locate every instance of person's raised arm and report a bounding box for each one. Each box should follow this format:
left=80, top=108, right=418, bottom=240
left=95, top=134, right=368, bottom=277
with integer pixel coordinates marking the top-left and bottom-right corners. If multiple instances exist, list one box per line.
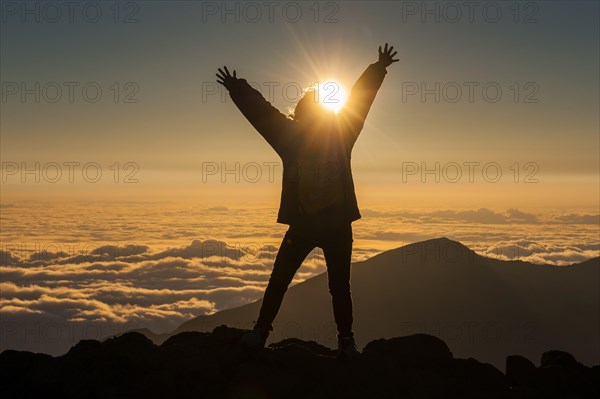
left=216, top=66, right=292, bottom=156
left=341, top=43, right=398, bottom=146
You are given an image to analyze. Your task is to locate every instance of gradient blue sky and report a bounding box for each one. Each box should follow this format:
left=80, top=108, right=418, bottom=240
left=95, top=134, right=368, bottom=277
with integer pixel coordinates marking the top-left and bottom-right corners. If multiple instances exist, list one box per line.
left=2, top=1, right=598, bottom=176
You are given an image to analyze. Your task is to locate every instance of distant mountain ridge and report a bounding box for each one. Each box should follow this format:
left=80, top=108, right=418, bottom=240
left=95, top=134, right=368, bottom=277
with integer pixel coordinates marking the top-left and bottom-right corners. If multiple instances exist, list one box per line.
left=137, top=237, right=599, bottom=369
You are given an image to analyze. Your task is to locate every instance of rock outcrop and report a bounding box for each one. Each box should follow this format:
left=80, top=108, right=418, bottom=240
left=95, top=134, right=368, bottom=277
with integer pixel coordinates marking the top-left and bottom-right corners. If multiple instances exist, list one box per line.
left=1, top=325, right=598, bottom=399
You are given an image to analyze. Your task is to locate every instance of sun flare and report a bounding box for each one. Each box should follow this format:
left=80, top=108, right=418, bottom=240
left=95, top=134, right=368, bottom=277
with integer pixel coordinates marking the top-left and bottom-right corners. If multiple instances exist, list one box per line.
left=316, top=80, right=347, bottom=113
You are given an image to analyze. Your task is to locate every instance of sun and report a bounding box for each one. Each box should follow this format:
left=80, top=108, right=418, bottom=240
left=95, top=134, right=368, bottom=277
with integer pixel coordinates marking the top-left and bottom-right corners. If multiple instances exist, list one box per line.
left=316, top=80, right=347, bottom=113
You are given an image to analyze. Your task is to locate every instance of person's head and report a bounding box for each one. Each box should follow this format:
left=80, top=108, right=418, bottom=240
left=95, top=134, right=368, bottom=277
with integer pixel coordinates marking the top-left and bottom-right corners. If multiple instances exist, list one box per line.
left=290, top=88, right=331, bottom=124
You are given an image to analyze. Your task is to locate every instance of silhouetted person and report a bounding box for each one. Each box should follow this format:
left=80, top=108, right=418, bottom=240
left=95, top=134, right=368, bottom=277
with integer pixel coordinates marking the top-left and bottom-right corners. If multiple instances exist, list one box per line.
left=216, top=43, right=398, bottom=361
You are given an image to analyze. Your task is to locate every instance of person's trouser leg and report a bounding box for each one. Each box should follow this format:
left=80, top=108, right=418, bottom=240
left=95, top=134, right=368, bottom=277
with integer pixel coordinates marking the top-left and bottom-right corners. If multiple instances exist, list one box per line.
left=320, top=223, right=354, bottom=338
left=255, top=228, right=315, bottom=331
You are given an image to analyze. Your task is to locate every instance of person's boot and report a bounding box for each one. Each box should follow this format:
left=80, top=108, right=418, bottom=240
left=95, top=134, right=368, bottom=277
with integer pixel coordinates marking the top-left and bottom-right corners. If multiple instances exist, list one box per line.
left=240, top=324, right=270, bottom=351
left=337, top=335, right=360, bottom=361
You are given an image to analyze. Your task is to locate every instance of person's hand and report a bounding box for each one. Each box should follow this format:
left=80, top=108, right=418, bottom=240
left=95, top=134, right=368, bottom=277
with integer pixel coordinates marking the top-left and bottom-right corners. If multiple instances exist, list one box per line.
left=216, top=66, right=238, bottom=91
left=378, top=43, right=399, bottom=68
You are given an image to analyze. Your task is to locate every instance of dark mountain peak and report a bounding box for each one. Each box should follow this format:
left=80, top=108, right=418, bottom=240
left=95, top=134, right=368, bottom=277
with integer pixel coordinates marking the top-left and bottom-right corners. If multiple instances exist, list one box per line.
left=167, top=239, right=598, bottom=372
left=104, top=331, right=154, bottom=347
left=404, top=236, right=475, bottom=255
left=541, top=350, right=582, bottom=369
left=428, top=236, right=455, bottom=243
left=365, top=236, right=480, bottom=267
left=67, top=339, right=103, bottom=356
left=2, top=324, right=597, bottom=399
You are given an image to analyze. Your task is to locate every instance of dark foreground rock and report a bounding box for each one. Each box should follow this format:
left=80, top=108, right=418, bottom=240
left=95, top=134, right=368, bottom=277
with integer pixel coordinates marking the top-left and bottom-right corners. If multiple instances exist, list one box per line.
left=1, top=325, right=597, bottom=399
left=506, top=352, right=600, bottom=398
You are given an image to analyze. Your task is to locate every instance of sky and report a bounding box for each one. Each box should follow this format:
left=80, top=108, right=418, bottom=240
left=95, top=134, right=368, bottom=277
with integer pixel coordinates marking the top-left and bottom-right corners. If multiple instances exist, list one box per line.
left=0, top=1, right=599, bottom=352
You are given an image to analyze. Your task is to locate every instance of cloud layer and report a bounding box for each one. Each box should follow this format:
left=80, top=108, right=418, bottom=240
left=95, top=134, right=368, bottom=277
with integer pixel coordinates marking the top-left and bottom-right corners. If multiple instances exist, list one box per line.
left=1, top=202, right=598, bottom=343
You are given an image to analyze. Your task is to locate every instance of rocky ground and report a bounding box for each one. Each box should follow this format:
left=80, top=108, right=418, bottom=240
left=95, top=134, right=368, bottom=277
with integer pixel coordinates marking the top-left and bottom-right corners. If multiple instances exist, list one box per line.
left=1, top=325, right=598, bottom=398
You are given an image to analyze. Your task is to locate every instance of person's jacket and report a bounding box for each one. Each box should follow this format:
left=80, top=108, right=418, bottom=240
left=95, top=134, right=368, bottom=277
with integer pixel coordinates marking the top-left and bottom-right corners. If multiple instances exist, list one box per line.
left=228, top=61, right=388, bottom=227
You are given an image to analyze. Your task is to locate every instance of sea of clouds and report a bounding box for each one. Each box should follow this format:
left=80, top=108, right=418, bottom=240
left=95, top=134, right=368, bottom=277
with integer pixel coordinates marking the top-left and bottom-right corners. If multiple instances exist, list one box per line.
left=1, top=202, right=598, bottom=353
